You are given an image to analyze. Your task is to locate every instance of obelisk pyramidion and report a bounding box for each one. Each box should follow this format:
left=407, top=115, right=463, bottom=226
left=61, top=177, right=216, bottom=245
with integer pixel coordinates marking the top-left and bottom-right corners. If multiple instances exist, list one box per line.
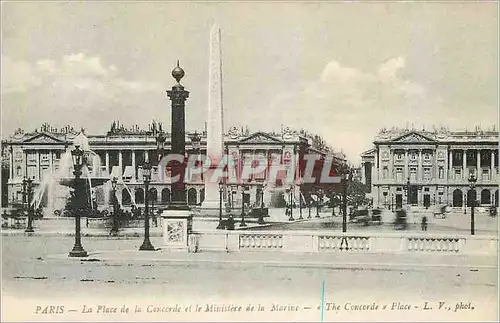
left=201, top=23, right=225, bottom=210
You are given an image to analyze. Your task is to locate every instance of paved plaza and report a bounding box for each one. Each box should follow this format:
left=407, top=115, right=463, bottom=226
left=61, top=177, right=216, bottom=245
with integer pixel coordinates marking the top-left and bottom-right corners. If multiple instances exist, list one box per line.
left=1, top=235, right=498, bottom=321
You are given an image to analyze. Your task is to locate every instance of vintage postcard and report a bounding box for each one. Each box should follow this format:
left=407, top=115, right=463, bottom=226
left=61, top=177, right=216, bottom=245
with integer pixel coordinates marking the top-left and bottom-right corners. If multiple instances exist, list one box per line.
left=1, top=1, right=498, bottom=322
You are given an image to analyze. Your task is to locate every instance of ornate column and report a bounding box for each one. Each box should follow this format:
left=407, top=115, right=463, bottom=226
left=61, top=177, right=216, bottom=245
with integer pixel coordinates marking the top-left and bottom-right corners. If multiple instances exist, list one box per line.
left=118, top=150, right=123, bottom=176
left=9, top=147, right=14, bottom=180
left=491, top=150, right=495, bottom=181
left=105, top=151, right=110, bottom=175
left=37, top=152, right=41, bottom=181
left=361, top=162, right=366, bottom=184
left=404, top=149, right=409, bottom=180
left=462, top=149, right=467, bottom=180
left=49, top=150, right=53, bottom=173
left=448, top=149, right=452, bottom=180
left=388, top=149, right=393, bottom=181
left=418, top=149, right=422, bottom=182
left=476, top=150, right=481, bottom=177
left=131, top=150, right=136, bottom=181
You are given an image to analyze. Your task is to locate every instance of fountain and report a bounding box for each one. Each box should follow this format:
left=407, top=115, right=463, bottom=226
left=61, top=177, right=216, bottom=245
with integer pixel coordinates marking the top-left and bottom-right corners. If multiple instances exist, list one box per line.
left=31, top=132, right=109, bottom=217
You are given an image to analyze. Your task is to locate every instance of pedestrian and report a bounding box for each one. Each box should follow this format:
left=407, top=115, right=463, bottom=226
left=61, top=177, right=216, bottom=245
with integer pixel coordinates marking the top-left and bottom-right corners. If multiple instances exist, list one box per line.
left=421, top=216, right=428, bottom=231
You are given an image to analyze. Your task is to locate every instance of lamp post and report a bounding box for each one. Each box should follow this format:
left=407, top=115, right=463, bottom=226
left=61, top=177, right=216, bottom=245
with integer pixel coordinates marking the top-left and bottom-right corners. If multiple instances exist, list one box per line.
left=25, top=178, right=34, bottom=233
left=216, top=181, right=224, bottom=229
left=298, top=184, right=303, bottom=220
left=110, top=176, right=119, bottom=236
left=341, top=162, right=352, bottom=233
left=139, top=158, right=155, bottom=251
left=286, top=186, right=294, bottom=221
left=240, top=187, right=247, bottom=227
left=68, top=145, right=88, bottom=257
left=258, top=184, right=265, bottom=224
left=468, top=173, right=477, bottom=235
left=315, top=189, right=321, bottom=218
left=308, top=197, right=312, bottom=219
left=21, top=178, right=27, bottom=211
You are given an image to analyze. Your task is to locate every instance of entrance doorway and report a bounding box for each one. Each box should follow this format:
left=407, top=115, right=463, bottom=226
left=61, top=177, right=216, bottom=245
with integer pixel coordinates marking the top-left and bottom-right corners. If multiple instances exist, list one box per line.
left=408, top=185, right=418, bottom=205
left=396, top=194, right=403, bottom=209
left=423, top=194, right=430, bottom=208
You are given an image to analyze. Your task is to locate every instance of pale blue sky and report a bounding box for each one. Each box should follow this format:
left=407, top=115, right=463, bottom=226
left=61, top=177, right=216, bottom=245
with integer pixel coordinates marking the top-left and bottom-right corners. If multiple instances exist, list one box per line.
left=2, top=2, right=498, bottom=162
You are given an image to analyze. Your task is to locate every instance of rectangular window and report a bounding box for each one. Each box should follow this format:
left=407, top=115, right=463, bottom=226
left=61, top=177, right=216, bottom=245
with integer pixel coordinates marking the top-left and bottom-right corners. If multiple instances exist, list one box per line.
left=424, top=153, right=431, bottom=160
left=482, top=169, right=489, bottom=181
left=410, top=167, right=417, bottom=182
left=383, top=166, right=388, bottom=179
left=455, top=169, right=461, bottom=179
left=438, top=167, right=444, bottom=179
left=395, top=167, right=403, bottom=181
left=424, top=187, right=430, bottom=192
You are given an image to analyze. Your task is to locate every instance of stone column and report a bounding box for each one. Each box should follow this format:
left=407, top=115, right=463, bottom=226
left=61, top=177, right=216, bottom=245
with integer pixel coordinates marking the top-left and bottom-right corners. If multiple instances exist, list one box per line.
left=418, top=149, right=422, bottom=182
left=131, top=150, right=136, bottom=181
left=404, top=150, right=409, bottom=180
left=476, top=150, right=481, bottom=178
left=462, top=149, right=467, bottom=180
left=118, top=150, right=123, bottom=177
left=9, top=147, right=14, bottom=180
left=388, top=149, right=393, bottom=181
left=491, top=150, right=495, bottom=181
left=49, top=150, right=53, bottom=173
left=361, top=162, right=366, bottom=184
left=37, top=152, right=41, bottom=181
left=448, top=149, right=452, bottom=180
left=105, top=151, right=110, bottom=175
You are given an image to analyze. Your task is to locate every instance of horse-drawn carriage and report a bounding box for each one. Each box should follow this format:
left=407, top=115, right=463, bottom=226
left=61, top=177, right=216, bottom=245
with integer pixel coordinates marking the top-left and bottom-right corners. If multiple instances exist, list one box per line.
left=350, top=208, right=382, bottom=226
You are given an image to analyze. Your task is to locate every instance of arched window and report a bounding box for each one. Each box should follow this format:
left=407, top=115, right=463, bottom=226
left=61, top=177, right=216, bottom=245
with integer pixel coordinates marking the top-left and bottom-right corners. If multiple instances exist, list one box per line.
left=149, top=188, right=158, bottom=203
left=481, top=189, right=491, bottom=205
left=135, top=188, right=144, bottom=204
left=188, top=188, right=197, bottom=205
left=122, top=188, right=131, bottom=205
left=452, top=189, right=463, bottom=207
left=161, top=188, right=170, bottom=204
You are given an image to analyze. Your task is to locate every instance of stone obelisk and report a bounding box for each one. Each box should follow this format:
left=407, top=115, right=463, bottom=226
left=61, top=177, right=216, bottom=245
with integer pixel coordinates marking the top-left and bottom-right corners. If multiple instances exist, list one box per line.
left=201, top=23, right=224, bottom=210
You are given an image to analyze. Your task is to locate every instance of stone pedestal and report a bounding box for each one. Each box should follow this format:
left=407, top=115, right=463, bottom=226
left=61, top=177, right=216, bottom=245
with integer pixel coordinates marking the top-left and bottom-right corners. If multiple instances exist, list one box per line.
left=161, top=210, right=193, bottom=251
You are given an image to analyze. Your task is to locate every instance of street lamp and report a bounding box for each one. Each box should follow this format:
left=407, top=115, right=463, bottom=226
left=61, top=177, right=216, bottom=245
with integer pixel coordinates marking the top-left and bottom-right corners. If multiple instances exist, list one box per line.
left=468, top=173, right=477, bottom=235
left=139, top=158, right=155, bottom=251
left=286, top=186, right=294, bottom=221
left=68, top=145, right=88, bottom=257
left=110, top=176, right=119, bottom=236
left=216, top=181, right=224, bottom=229
left=298, top=183, right=303, bottom=220
left=316, top=189, right=321, bottom=218
left=240, top=186, right=247, bottom=227
left=341, top=163, right=353, bottom=233
left=21, top=178, right=27, bottom=210
left=25, top=178, right=34, bottom=233
left=307, top=197, right=312, bottom=219
left=258, top=184, right=265, bottom=224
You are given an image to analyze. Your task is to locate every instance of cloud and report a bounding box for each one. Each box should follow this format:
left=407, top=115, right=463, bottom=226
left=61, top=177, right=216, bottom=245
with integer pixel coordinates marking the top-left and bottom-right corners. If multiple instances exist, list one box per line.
left=263, top=56, right=442, bottom=162
left=2, top=56, right=41, bottom=93
left=2, top=53, right=165, bottom=137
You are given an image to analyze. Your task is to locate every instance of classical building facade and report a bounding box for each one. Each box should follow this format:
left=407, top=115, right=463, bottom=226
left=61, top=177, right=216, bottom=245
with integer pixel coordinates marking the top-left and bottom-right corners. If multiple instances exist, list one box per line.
left=361, top=127, right=499, bottom=210
left=2, top=122, right=343, bottom=214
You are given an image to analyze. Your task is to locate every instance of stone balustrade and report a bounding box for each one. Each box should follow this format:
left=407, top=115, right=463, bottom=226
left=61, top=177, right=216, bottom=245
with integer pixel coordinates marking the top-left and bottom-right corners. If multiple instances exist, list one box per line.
left=188, top=230, right=497, bottom=255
